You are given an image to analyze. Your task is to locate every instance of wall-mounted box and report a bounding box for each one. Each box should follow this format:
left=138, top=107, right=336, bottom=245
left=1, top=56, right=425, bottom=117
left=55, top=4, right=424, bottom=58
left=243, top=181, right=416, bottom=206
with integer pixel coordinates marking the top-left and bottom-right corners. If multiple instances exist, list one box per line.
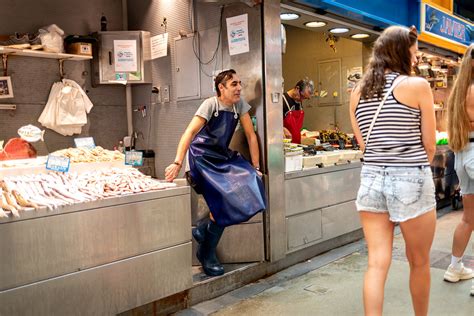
left=92, top=31, right=151, bottom=85
left=174, top=35, right=200, bottom=100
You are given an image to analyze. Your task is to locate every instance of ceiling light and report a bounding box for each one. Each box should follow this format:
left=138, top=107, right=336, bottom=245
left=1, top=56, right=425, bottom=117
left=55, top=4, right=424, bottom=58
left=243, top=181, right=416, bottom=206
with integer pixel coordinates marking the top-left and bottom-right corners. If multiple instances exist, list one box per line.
left=351, top=33, right=370, bottom=39
left=329, top=27, right=350, bottom=34
left=305, top=21, right=327, bottom=28
left=280, top=13, right=300, bottom=21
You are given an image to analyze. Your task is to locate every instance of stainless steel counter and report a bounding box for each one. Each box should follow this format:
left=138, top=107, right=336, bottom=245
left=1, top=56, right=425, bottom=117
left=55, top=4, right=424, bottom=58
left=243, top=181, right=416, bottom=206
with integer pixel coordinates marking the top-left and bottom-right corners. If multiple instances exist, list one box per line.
left=0, top=184, right=190, bottom=224
left=285, top=163, right=362, bottom=253
left=0, top=184, right=192, bottom=315
left=285, top=161, right=362, bottom=180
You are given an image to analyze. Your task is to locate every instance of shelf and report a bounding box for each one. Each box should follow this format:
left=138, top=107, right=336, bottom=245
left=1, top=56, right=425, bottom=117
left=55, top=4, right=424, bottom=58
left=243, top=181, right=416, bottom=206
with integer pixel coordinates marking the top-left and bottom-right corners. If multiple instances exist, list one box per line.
left=0, top=46, right=92, bottom=60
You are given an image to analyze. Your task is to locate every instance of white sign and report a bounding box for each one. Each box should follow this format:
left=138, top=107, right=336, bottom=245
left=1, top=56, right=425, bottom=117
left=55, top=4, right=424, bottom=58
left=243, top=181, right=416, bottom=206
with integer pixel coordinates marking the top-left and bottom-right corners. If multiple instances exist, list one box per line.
left=46, top=155, right=70, bottom=173
left=150, top=33, right=168, bottom=59
left=226, top=14, right=249, bottom=56
left=74, top=137, right=96, bottom=149
left=114, top=40, right=138, bottom=72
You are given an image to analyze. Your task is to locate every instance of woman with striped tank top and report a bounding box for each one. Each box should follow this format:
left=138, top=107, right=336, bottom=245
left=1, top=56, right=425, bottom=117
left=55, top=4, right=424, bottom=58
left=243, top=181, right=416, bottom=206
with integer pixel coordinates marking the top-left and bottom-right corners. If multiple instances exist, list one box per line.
left=349, top=26, right=436, bottom=316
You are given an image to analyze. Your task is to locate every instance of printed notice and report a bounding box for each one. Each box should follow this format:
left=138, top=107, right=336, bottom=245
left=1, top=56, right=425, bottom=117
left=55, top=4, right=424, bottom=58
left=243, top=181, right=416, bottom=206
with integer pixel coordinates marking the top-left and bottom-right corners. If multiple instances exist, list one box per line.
left=46, top=155, right=70, bottom=173
left=226, top=14, right=249, bottom=56
left=151, top=33, right=168, bottom=59
left=114, top=40, right=138, bottom=72
left=74, top=137, right=96, bottom=149
left=125, top=150, right=143, bottom=166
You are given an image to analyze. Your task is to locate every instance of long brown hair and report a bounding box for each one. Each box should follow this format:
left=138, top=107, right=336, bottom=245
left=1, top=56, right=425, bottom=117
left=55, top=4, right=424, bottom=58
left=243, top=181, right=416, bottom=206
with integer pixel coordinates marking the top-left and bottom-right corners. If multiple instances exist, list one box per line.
left=360, top=26, right=418, bottom=99
left=447, top=44, right=474, bottom=152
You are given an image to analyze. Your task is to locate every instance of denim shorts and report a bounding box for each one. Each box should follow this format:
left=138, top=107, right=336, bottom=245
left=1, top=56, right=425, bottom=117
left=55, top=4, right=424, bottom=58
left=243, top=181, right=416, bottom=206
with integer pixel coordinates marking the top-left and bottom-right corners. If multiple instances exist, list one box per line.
left=356, top=165, right=436, bottom=222
left=454, top=133, right=474, bottom=195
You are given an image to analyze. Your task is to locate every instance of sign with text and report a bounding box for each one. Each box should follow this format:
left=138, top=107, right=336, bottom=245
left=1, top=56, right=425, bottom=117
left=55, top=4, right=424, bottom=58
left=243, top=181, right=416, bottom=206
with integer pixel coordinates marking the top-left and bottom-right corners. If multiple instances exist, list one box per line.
left=151, top=33, right=168, bottom=59
left=125, top=150, right=143, bottom=166
left=422, top=3, right=472, bottom=47
left=74, top=137, right=96, bottom=149
left=114, top=40, right=138, bottom=72
left=46, top=155, right=70, bottom=173
left=226, top=14, right=249, bottom=56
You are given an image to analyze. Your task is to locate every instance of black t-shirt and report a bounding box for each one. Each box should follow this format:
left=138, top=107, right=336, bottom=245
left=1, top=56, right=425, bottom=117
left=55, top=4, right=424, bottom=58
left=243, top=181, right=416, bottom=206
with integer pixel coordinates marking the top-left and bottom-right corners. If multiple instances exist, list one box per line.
left=282, top=92, right=302, bottom=117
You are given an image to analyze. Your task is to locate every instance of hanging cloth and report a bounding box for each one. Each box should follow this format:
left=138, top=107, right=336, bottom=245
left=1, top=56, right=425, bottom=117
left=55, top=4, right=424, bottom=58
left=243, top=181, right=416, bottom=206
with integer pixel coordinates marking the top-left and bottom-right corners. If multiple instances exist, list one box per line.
left=38, top=79, right=93, bottom=136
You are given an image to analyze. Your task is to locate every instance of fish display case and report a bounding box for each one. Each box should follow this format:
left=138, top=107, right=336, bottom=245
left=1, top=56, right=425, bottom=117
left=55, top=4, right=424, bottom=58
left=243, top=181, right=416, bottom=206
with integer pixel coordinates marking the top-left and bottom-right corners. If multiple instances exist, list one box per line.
left=0, top=160, right=192, bottom=315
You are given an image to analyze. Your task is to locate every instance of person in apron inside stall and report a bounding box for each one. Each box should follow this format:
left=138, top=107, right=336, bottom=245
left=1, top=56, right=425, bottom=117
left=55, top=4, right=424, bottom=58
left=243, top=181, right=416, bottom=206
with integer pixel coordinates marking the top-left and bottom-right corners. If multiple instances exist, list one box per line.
left=283, top=79, right=315, bottom=144
left=165, top=69, right=266, bottom=277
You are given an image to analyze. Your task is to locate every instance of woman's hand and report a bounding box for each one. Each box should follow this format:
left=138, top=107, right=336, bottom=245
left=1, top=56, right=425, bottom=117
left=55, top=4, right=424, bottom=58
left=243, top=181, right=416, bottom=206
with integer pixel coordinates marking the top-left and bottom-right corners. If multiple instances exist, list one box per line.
left=165, top=163, right=181, bottom=182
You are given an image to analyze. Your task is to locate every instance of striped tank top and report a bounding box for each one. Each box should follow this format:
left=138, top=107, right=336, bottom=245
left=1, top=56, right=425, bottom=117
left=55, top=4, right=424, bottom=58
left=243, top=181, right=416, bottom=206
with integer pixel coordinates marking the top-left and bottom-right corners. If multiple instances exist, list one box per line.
left=355, top=72, right=429, bottom=167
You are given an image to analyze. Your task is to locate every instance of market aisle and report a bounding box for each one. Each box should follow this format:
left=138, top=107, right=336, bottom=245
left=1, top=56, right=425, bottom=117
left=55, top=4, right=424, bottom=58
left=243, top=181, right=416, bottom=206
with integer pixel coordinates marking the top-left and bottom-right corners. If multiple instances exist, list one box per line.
left=176, top=210, right=473, bottom=316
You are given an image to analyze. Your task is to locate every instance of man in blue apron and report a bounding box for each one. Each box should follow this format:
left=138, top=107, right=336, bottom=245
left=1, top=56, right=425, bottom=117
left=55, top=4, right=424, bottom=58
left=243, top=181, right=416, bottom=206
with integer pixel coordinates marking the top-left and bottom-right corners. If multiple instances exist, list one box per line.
left=165, top=69, right=266, bottom=276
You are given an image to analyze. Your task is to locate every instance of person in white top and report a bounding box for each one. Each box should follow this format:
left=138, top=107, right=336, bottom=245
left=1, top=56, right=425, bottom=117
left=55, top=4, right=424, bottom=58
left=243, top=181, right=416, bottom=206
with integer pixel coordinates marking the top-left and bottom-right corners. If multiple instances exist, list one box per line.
left=445, top=44, right=474, bottom=296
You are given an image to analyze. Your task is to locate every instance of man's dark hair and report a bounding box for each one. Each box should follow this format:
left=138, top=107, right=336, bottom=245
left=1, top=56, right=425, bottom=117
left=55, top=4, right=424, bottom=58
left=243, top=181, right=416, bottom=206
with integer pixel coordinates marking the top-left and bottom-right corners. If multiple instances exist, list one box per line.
left=295, top=80, right=307, bottom=91
left=295, top=79, right=314, bottom=94
left=214, top=69, right=237, bottom=97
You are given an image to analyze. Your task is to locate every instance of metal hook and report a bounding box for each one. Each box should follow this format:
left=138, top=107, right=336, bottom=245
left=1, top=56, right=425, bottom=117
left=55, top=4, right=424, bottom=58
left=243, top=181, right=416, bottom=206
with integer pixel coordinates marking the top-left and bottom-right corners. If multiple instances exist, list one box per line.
left=58, top=59, right=66, bottom=79
left=2, top=54, right=8, bottom=76
left=161, top=17, right=167, bottom=33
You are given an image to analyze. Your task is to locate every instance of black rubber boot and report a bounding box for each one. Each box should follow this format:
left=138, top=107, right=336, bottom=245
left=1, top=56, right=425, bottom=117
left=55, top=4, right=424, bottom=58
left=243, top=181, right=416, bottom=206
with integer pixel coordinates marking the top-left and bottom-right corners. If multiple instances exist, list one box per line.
left=196, top=221, right=225, bottom=276
left=192, top=218, right=209, bottom=244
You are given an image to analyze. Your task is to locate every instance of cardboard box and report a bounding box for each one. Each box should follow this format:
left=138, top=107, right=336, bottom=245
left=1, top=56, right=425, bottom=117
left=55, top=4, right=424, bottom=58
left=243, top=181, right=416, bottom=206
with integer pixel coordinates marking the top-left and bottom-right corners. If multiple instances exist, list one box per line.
left=66, top=42, right=92, bottom=56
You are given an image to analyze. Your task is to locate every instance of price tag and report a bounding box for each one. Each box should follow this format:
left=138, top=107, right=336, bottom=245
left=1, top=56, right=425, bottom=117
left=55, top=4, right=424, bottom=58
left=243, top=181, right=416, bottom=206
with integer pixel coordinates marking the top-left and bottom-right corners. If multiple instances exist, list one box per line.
left=125, top=150, right=143, bottom=166
left=74, top=137, right=96, bottom=149
left=46, top=155, right=70, bottom=172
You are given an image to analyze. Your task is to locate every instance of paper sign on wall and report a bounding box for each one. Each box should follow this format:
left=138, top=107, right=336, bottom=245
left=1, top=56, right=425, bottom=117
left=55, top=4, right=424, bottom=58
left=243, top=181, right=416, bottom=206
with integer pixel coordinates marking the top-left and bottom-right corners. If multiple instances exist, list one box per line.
left=151, top=33, right=168, bottom=59
left=226, top=14, right=249, bottom=56
left=114, top=40, right=138, bottom=72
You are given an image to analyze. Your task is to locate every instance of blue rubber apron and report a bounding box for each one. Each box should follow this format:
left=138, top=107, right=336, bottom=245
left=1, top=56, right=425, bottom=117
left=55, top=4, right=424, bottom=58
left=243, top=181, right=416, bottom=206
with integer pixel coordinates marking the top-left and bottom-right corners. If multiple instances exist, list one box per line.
left=188, top=97, right=266, bottom=227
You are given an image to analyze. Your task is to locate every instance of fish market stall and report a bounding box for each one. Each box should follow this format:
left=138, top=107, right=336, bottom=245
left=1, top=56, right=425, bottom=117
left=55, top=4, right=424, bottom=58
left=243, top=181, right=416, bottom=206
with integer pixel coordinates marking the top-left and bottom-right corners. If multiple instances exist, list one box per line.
left=0, top=150, right=192, bottom=315
left=283, top=130, right=363, bottom=253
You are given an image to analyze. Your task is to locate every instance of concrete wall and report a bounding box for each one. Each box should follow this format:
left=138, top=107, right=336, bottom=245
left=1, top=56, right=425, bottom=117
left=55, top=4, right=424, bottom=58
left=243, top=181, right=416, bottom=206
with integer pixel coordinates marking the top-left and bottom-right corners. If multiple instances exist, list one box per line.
left=282, top=25, right=363, bottom=133
left=0, top=0, right=127, bottom=154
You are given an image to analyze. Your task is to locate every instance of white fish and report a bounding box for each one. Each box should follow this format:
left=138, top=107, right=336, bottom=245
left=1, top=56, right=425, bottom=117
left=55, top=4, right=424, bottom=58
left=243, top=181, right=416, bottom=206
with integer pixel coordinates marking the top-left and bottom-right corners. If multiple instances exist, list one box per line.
left=17, top=124, right=45, bottom=142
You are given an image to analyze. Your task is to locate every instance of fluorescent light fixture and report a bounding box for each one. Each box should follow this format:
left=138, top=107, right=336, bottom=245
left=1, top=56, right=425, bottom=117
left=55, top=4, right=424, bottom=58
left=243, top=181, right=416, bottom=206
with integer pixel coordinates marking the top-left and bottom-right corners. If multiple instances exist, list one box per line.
left=351, top=33, right=370, bottom=39
left=305, top=21, right=327, bottom=28
left=280, top=13, right=300, bottom=21
left=329, top=27, right=350, bottom=34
